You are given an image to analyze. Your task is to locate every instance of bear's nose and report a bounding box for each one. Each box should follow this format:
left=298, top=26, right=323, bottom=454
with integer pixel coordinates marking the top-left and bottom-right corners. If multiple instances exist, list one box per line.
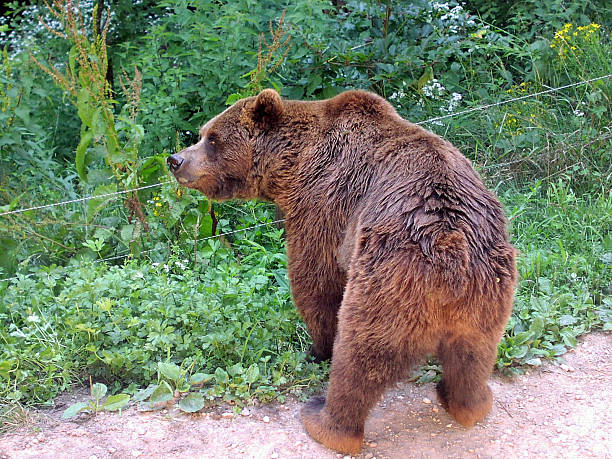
left=167, top=154, right=184, bottom=172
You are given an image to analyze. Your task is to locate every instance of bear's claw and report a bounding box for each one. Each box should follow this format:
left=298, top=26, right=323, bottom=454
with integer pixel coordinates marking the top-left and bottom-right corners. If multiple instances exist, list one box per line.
left=300, top=396, right=364, bottom=455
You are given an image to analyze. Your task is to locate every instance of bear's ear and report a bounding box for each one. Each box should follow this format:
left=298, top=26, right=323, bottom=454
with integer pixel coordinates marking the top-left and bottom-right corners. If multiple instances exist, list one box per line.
left=253, top=88, right=283, bottom=127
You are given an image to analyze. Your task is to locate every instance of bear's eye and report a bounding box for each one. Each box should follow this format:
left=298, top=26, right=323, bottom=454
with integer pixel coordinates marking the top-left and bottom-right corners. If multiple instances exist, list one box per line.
left=204, top=135, right=217, bottom=160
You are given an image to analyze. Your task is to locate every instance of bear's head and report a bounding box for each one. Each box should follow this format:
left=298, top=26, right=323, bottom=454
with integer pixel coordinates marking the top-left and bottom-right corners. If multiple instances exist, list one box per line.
left=167, top=88, right=284, bottom=200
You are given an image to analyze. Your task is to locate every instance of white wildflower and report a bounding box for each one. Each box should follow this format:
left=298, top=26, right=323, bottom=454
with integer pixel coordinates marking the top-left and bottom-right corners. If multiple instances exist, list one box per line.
left=423, top=79, right=445, bottom=99
left=440, top=92, right=463, bottom=114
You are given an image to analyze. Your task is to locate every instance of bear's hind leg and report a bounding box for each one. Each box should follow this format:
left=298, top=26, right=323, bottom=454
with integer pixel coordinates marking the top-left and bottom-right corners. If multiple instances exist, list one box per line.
left=436, top=335, right=498, bottom=427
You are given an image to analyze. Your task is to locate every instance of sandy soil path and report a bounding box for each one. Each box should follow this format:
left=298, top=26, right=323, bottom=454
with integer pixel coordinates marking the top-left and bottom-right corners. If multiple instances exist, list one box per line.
left=0, top=332, right=610, bottom=459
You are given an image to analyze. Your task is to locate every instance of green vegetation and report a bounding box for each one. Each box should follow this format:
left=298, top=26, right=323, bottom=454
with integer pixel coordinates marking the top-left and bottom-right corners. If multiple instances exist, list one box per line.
left=0, top=0, right=610, bottom=413
left=62, top=381, right=130, bottom=419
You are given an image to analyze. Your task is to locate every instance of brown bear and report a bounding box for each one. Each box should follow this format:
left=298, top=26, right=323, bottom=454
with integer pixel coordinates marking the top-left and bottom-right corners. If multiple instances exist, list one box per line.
left=168, top=89, right=517, bottom=455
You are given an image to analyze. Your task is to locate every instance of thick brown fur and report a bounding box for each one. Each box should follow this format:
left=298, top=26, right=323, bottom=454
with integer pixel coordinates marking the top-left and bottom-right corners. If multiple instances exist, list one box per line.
left=170, top=89, right=517, bottom=455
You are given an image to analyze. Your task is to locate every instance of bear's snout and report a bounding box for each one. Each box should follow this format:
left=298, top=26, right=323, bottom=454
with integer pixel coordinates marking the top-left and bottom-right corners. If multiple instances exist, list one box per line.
left=167, top=154, right=184, bottom=173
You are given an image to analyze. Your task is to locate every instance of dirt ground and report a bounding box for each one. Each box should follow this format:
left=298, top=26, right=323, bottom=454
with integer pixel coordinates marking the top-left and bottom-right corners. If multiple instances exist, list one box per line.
left=0, top=332, right=610, bottom=459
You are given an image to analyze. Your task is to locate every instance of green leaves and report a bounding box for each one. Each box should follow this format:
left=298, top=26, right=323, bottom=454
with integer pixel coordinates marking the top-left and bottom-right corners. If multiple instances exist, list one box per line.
left=62, top=383, right=130, bottom=418
left=149, top=381, right=173, bottom=403
left=178, top=393, right=205, bottom=413
left=62, top=402, right=90, bottom=419
left=158, top=362, right=181, bottom=382
left=103, top=394, right=131, bottom=411
left=75, top=129, right=93, bottom=182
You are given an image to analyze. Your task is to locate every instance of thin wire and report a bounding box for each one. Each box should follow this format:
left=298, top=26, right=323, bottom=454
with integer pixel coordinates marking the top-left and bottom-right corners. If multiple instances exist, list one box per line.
left=2, top=73, right=610, bottom=280
left=416, top=73, right=612, bottom=126
left=2, top=73, right=610, bottom=219
left=0, top=219, right=286, bottom=282
left=0, top=181, right=171, bottom=217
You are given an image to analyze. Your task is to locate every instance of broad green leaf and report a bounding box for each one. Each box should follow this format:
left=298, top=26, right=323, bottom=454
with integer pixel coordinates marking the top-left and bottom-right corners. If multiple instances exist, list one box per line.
left=120, top=224, right=135, bottom=244
left=0, top=360, right=12, bottom=380
left=158, top=362, right=181, bottom=382
left=558, top=315, right=578, bottom=326
left=214, top=367, right=229, bottom=385
left=62, top=401, right=90, bottom=419
left=87, top=183, right=117, bottom=222
left=77, top=89, right=93, bottom=128
left=106, top=128, right=126, bottom=162
left=68, top=45, right=78, bottom=77
left=227, top=362, right=244, bottom=377
left=244, top=364, right=260, bottom=384
left=415, top=66, right=434, bottom=92
left=524, top=357, right=542, bottom=366
left=103, top=394, right=130, bottom=411
left=91, top=108, right=106, bottom=139
left=225, top=93, right=244, bottom=105
left=133, top=385, right=157, bottom=402
left=76, top=129, right=93, bottom=182
left=178, top=393, right=205, bottom=413
left=189, top=373, right=213, bottom=385
left=149, top=381, right=173, bottom=403
left=306, top=74, right=322, bottom=96
left=528, top=316, right=545, bottom=340
left=87, top=168, right=114, bottom=185
left=91, top=382, right=107, bottom=401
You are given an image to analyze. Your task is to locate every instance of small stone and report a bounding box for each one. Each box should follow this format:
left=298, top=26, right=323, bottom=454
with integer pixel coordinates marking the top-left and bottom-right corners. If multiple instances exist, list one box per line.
left=343, top=456, right=351, bottom=459
left=432, top=406, right=439, bottom=413
left=423, top=398, right=432, bottom=404
left=89, top=456, right=98, bottom=459
left=263, top=415, right=270, bottom=423
left=161, top=409, right=168, bottom=414
left=221, top=411, right=234, bottom=418
left=108, top=448, right=116, bottom=454
left=365, top=454, right=374, bottom=459
left=271, top=453, right=279, bottom=459
left=368, top=441, right=377, bottom=447
left=446, top=424, right=453, bottom=428
left=431, top=433, right=436, bottom=437
left=241, top=408, right=251, bottom=416
left=131, top=451, right=142, bottom=458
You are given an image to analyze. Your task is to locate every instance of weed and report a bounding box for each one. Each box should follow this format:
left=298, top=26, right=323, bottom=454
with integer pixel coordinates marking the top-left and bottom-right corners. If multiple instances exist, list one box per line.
left=62, top=379, right=130, bottom=419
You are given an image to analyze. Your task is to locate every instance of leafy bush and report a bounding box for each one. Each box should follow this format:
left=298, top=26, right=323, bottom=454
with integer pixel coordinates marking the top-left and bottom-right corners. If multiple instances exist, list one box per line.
left=0, top=221, right=324, bottom=405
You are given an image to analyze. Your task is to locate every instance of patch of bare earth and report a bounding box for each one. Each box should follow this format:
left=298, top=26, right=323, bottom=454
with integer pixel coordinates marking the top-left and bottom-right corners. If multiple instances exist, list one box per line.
left=0, top=332, right=610, bottom=459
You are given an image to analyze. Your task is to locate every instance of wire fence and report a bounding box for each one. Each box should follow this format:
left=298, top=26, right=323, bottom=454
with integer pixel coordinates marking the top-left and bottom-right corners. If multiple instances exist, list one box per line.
left=1, top=73, right=609, bottom=219
left=1, top=73, right=610, bottom=283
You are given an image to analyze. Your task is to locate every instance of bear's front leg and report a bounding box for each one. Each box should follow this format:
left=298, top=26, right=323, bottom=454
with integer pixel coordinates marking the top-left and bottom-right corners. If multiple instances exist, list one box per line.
left=288, top=265, right=345, bottom=361
left=287, top=235, right=346, bottom=361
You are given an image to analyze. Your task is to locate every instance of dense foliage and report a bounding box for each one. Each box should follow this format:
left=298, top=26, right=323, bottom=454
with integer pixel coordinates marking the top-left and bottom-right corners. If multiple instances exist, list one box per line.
left=0, top=0, right=610, bottom=411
